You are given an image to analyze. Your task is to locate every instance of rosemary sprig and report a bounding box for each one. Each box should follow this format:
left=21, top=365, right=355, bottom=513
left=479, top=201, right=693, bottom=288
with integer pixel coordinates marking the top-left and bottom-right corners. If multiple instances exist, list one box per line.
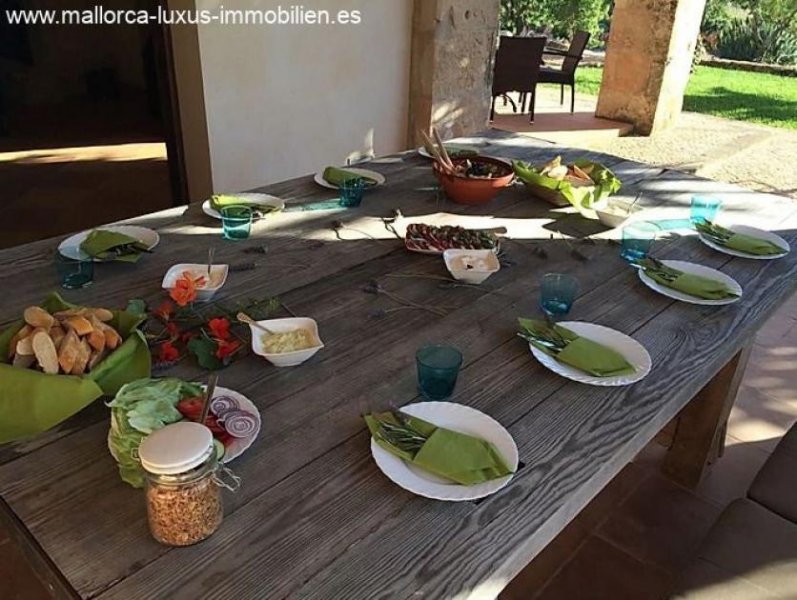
left=373, top=412, right=429, bottom=454
left=363, top=279, right=448, bottom=316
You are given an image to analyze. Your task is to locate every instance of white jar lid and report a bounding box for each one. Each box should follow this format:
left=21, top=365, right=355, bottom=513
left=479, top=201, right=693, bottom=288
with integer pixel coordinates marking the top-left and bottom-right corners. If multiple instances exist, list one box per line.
left=139, top=422, right=214, bottom=475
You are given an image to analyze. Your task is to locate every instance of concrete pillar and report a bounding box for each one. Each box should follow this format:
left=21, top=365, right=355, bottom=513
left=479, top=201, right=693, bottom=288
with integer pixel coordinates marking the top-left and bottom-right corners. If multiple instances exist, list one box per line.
left=407, top=0, right=500, bottom=146
left=596, top=0, right=707, bottom=135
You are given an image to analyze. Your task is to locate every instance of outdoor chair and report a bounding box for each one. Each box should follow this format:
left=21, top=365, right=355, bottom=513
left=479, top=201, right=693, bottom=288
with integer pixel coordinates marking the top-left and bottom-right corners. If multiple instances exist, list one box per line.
left=537, top=31, right=591, bottom=114
left=490, top=36, right=546, bottom=123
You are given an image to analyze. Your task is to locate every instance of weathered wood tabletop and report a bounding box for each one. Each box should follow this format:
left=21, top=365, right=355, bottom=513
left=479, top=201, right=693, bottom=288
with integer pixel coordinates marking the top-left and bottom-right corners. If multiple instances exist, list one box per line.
left=2, top=131, right=797, bottom=600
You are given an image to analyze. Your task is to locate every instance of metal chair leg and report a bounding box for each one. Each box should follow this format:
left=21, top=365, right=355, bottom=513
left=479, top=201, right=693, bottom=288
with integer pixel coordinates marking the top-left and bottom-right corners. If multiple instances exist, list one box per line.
left=560, top=84, right=564, bottom=105
left=490, top=96, right=495, bottom=121
left=570, top=84, right=575, bottom=114
left=529, top=89, right=536, bottom=123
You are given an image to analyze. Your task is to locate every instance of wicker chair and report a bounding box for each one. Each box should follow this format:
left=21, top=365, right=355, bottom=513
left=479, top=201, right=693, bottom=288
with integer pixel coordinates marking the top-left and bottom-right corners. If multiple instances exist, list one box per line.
left=537, top=31, right=591, bottom=114
left=490, top=36, right=546, bottom=123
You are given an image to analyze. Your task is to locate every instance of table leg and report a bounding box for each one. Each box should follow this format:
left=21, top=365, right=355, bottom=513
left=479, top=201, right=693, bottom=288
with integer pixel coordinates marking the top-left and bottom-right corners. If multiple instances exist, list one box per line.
left=662, top=341, right=753, bottom=488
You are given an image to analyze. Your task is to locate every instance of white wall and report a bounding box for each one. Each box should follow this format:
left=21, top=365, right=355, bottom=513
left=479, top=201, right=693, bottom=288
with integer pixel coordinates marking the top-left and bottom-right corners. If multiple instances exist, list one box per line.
left=195, top=0, right=413, bottom=192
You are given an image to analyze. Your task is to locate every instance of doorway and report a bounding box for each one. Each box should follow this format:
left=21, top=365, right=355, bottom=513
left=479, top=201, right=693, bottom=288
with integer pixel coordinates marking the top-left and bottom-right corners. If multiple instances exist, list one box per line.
left=0, top=2, right=185, bottom=250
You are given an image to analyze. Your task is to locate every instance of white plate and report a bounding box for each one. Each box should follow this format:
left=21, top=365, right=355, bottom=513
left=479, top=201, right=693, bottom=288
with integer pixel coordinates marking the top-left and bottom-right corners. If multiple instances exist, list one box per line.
left=313, top=167, right=386, bottom=189
left=201, top=193, right=285, bottom=220
left=58, top=225, right=159, bottom=261
left=106, top=386, right=260, bottom=467
left=638, top=259, right=742, bottom=306
left=528, top=321, right=652, bottom=387
left=698, top=224, right=790, bottom=260
left=207, top=386, right=261, bottom=462
left=370, top=402, right=518, bottom=502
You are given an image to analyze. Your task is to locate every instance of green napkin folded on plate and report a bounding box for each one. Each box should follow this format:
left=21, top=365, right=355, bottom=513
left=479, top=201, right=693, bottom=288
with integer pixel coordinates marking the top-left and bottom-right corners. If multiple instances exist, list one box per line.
left=322, top=166, right=377, bottom=187
left=643, top=267, right=738, bottom=300
left=365, top=411, right=513, bottom=486
left=519, top=318, right=636, bottom=378
left=80, top=229, right=149, bottom=263
left=209, top=194, right=280, bottom=216
left=722, top=232, right=786, bottom=256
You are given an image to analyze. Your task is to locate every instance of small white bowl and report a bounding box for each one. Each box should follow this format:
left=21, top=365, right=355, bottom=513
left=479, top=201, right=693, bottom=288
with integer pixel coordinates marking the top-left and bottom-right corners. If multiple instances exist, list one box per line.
left=443, top=249, right=500, bottom=285
left=249, top=317, right=324, bottom=367
left=161, top=264, right=229, bottom=302
left=595, top=200, right=642, bottom=228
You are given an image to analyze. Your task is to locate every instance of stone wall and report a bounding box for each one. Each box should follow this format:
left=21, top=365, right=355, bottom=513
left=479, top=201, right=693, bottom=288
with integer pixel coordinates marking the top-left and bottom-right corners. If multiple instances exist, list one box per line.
left=407, top=0, right=500, bottom=145
left=596, top=0, right=707, bottom=135
left=700, top=56, right=797, bottom=78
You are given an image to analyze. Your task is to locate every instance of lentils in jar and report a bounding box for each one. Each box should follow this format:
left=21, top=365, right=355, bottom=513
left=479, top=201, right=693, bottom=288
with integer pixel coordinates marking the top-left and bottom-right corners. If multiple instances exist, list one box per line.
left=138, top=421, right=230, bottom=546
left=146, top=468, right=222, bottom=546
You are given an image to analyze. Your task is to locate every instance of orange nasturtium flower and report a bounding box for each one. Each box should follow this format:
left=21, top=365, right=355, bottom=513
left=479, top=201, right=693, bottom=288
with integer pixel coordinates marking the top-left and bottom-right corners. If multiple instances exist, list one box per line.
left=157, top=341, right=180, bottom=363
left=215, top=338, right=241, bottom=360
left=207, top=317, right=231, bottom=340
left=169, top=271, right=207, bottom=307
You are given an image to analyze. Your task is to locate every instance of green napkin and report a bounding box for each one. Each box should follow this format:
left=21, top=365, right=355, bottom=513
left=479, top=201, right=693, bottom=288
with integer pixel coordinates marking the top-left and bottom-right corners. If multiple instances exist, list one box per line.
left=0, top=293, right=151, bottom=444
left=365, top=411, right=513, bottom=486
left=80, top=229, right=148, bottom=263
left=322, top=166, right=377, bottom=187
left=645, top=269, right=738, bottom=300
left=722, top=232, right=786, bottom=256
left=209, top=194, right=281, bottom=216
left=519, top=318, right=636, bottom=377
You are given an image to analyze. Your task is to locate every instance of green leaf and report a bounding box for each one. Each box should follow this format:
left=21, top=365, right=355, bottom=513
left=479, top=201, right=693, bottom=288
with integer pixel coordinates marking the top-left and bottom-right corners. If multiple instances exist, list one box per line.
left=126, top=299, right=148, bottom=316
left=187, top=337, right=223, bottom=370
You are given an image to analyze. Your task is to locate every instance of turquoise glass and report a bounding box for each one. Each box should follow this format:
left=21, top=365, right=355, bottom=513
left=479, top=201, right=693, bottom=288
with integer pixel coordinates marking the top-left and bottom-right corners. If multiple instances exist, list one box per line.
left=55, top=251, right=94, bottom=289
left=540, top=273, right=578, bottom=319
left=220, top=206, right=253, bottom=241
left=339, top=177, right=365, bottom=207
left=416, top=345, right=463, bottom=400
left=621, top=221, right=658, bottom=263
left=690, top=196, right=722, bottom=225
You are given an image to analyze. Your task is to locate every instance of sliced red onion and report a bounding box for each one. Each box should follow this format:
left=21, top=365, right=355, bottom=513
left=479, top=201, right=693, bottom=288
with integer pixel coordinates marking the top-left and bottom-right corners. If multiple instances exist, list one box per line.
left=210, top=395, right=239, bottom=418
left=223, top=410, right=258, bottom=438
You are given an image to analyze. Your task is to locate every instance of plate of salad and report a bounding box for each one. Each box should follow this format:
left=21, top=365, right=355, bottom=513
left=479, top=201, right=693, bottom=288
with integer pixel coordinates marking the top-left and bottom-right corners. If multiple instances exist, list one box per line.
left=404, top=223, right=501, bottom=255
left=107, top=378, right=261, bottom=487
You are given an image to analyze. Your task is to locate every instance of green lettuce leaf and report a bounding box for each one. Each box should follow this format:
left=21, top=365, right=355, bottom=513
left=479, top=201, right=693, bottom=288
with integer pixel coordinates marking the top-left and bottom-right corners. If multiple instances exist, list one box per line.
left=106, top=377, right=203, bottom=487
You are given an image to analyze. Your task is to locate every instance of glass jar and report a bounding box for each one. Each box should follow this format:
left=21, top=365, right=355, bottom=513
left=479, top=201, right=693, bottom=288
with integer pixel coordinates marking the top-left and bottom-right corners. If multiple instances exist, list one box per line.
left=138, top=421, right=238, bottom=546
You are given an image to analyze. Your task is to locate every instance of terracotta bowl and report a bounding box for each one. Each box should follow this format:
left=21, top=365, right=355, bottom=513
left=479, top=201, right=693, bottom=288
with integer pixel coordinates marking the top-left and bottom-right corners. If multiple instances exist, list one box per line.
left=433, top=156, right=514, bottom=205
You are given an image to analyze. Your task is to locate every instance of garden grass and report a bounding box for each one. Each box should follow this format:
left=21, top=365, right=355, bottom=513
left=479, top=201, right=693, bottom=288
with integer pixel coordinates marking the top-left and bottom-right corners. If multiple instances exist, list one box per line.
left=572, top=65, right=797, bottom=130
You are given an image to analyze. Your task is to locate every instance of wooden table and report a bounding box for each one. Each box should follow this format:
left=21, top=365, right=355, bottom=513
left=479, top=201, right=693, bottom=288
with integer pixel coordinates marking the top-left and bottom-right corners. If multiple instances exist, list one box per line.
left=2, top=131, right=797, bottom=600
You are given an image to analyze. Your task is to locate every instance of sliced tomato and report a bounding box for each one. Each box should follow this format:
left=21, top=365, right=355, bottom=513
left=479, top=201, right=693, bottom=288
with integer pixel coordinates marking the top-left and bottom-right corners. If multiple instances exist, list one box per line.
left=177, top=396, right=204, bottom=419
left=214, top=430, right=234, bottom=447
left=203, top=414, right=227, bottom=436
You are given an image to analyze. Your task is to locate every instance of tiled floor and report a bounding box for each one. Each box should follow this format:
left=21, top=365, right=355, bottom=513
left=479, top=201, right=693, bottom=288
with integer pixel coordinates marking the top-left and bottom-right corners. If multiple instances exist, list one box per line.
left=491, top=88, right=634, bottom=145
left=503, top=291, right=797, bottom=600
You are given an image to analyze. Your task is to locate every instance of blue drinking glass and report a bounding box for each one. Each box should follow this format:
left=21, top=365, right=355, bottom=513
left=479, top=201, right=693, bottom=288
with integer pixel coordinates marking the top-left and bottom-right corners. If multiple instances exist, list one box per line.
left=220, top=206, right=253, bottom=241
left=416, top=345, right=463, bottom=401
left=621, top=221, right=658, bottom=263
left=540, top=273, right=578, bottom=319
left=339, top=177, right=365, bottom=207
left=55, top=251, right=94, bottom=289
left=690, top=196, right=722, bottom=225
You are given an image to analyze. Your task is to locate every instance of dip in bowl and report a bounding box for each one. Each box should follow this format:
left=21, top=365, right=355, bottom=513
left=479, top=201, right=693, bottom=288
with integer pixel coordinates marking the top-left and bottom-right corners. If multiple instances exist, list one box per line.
left=250, top=317, right=324, bottom=367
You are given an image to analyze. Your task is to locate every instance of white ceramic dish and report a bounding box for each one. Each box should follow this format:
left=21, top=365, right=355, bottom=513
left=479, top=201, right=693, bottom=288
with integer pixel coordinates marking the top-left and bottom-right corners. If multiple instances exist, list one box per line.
left=637, top=259, right=742, bottom=306
left=370, top=401, right=518, bottom=502
left=443, top=249, right=500, bottom=284
left=201, top=193, right=285, bottom=220
left=161, top=264, right=229, bottom=302
left=698, top=224, right=790, bottom=260
left=58, top=225, right=159, bottom=261
left=527, top=321, right=652, bottom=387
left=595, top=199, right=643, bottom=228
left=313, top=167, right=386, bottom=189
left=249, top=317, right=324, bottom=367
left=107, top=386, right=260, bottom=465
